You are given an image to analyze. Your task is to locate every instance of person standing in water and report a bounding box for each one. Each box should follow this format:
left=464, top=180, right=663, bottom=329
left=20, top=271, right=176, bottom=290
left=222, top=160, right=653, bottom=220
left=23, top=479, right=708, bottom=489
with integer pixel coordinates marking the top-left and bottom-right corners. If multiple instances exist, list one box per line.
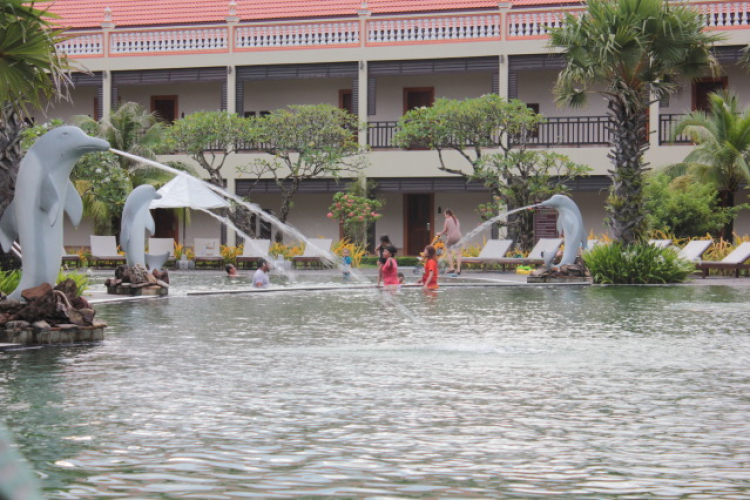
left=378, top=245, right=399, bottom=287
left=437, top=209, right=462, bottom=275
left=374, top=235, right=392, bottom=285
left=420, top=244, right=439, bottom=290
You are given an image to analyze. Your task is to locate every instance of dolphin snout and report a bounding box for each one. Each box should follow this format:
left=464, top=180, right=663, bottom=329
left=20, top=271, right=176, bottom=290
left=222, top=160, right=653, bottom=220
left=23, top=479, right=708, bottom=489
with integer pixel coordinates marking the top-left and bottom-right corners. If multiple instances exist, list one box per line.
left=78, top=137, right=111, bottom=153
left=154, top=192, right=163, bottom=200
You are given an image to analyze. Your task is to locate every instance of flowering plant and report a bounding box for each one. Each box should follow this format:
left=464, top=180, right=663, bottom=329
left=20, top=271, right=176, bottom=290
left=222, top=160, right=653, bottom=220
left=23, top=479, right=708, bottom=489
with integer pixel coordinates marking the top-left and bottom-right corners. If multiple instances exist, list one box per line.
left=327, top=192, right=383, bottom=247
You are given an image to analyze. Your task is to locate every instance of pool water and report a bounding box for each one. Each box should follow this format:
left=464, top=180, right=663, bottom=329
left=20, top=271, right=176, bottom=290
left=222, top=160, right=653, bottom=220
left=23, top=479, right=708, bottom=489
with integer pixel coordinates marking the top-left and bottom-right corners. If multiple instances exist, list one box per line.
left=2, top=283, right=750, bottom=499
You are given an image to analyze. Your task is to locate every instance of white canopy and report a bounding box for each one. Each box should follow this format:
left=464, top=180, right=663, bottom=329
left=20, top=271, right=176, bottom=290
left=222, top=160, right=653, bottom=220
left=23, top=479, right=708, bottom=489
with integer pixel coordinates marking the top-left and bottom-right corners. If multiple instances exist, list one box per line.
left=150, top=174, right=229, bottom=210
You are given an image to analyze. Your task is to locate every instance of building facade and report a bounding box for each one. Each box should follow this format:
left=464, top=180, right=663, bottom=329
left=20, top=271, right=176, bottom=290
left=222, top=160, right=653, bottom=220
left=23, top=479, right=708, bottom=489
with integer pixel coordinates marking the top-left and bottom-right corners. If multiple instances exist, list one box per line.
left=42, top=0, right=750, bottom=253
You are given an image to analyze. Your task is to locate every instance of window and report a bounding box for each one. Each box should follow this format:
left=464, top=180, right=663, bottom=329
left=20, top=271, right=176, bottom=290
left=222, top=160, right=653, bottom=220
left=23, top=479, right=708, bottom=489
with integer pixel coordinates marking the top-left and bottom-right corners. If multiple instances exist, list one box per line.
left=694, top=78, right=727, bottom=112
left=403, top=87, right=434, bottom=113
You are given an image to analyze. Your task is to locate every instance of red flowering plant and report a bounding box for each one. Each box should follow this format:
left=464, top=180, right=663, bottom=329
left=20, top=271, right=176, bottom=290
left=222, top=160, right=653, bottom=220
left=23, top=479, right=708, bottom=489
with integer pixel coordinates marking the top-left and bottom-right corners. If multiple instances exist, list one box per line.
left=327, top=191, right=384, bottom=247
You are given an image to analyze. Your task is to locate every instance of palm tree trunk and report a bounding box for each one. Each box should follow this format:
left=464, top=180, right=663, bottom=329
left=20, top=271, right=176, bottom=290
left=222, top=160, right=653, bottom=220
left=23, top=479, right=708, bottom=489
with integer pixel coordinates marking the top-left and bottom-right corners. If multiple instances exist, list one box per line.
left=606, top=93, right=650, bottom=245
left=0, top=103, right=24, bottom=221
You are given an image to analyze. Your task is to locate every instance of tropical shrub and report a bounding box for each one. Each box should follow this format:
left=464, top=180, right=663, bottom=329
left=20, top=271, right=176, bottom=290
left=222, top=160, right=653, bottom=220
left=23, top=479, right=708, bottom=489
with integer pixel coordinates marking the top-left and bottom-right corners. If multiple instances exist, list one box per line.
left=0, top=270, right=89, bottom=296
left=173, top=243, right=195, bottom=261
left=268, top=242, right=304, bottom=259
left=644, top=173, right=739, bottom=238
left=583, top=242, right=695, bottom=284
left=220, top=244, right=241, bottom=265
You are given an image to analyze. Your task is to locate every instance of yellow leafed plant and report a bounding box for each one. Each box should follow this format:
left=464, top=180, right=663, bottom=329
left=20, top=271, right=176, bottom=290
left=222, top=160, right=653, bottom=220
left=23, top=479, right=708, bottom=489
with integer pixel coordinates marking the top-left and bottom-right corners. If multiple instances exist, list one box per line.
left=220, top=245, right=240, bottom=264
left=269, top=242, right=304, bottom=259
left=332, top=239, right=367, bottom=268
left=174, top=243, right=195, bottom=260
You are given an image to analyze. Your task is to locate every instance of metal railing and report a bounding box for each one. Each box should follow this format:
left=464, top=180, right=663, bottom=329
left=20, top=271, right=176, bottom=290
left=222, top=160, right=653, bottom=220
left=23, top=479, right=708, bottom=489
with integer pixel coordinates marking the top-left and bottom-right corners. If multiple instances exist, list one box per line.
left=368, top=117, right=613, bottom=148
left=368, top=122, right=400, bottom=149
left=659, top=114, right=693, bottom=144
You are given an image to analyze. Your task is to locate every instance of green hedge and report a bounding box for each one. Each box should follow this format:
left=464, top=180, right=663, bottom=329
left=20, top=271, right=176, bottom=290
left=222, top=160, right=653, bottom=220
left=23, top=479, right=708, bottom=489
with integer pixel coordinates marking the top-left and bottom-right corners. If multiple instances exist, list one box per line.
left=360, top=256, right=420, bottom=267
left=583, top=242, right=695, bottom=284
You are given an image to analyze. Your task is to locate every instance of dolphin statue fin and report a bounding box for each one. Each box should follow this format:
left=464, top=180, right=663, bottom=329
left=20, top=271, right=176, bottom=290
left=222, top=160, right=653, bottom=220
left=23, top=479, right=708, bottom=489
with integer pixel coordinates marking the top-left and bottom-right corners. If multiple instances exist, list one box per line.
left=64, top=181, right=84, bottom=227
left=40, top=175, right=62, bottom=226
left=0, top=202, right=18, bottom=252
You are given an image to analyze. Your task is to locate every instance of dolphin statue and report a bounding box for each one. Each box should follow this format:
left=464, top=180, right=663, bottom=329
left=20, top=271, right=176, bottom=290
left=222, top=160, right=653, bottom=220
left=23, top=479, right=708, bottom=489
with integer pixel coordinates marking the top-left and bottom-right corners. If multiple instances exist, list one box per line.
left=536, top=194, right=587, bottom=267
left=0, top=126, right=109, bottom=300
left=120, top=184, right=167, bottom=269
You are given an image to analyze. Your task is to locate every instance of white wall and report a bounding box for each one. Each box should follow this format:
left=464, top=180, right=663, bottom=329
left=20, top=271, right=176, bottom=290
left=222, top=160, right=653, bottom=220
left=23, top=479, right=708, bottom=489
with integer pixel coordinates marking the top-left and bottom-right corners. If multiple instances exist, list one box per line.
left=35, top=87, right=98, bottom=124
left=118, top=82, right=223, bottom=117
left=370, top=73, right=493, bottom=121
left=243, top=78, right=351, bottom=114
left=516, top=70, right=609, bottom=117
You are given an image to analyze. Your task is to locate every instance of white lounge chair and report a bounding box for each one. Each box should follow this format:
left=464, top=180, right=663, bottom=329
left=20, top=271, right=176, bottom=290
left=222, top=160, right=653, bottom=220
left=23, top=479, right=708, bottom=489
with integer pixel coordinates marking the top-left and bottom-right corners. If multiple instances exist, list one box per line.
left=292, top=238, right=333, bottom=269
left=147, top=237, right=176, bottom=270
left=493, top=238, right=564, bottom=267
left=61, top=247, right=82, bottom=268
left=193, top=238, right=223, bottom=269
left=89, top=236, right=126, bottom=267
left=677, top=239, right=712, bottom=263
left=698, top=241, right=750, bottom=278
left=462, top=239, right=514, bottom=269
left=648, top=239, right=673, bottom=249
left=236, top=239, right=271, bottom=269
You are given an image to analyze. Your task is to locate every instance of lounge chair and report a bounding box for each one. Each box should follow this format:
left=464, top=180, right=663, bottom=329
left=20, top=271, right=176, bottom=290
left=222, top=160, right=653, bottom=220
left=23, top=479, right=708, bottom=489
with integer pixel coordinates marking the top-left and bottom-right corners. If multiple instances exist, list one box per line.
left=493, top=238, right=564, bottom=268
left=462, top=239, right=514, bottom=270
left=648, top=239, right=673, bottom=249
left=697, top=241, right=750, bottom=278
left=193, top=238, right=223, bottom=269
left=61, top=247, right=82, bottom=268
left=147, top=237, right=176, bottom=270
left=676, top=239, right=712, bottom=263
left=89, top=236, right=126, bottom=268
left=292, top=238, right=333, bottom=269
left=236, top=239, right=271, bottom=269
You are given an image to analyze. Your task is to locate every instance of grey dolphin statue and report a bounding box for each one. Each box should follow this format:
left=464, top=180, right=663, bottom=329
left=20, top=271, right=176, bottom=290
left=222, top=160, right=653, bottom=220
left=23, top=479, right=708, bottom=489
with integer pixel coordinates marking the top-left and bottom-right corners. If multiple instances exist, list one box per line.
left=120, top=184, right=164, bottom=268
left=537, top=194, right=587, bottom=267
left=0, top=126, right=109, bottom=300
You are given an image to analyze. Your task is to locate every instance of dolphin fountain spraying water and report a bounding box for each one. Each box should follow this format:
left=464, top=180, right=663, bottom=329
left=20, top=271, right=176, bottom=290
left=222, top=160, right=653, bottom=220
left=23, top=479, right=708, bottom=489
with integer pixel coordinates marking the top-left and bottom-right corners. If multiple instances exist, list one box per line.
left=120, top=184, right=169, bottom=269
left=0, top=127, right=110, bottom=299
left=533, top=194, right=587, bottom=267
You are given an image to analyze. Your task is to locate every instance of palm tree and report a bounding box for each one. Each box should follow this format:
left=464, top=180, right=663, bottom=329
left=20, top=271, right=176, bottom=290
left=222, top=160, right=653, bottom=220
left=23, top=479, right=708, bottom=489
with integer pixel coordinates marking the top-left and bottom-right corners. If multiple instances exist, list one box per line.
left=665, top=92, right=750, bottom=241
left=549, top=0, right=721, bottom=245
left=0, top=0, right=71, bottom=222
left=73, top=102, right=173, bottom=235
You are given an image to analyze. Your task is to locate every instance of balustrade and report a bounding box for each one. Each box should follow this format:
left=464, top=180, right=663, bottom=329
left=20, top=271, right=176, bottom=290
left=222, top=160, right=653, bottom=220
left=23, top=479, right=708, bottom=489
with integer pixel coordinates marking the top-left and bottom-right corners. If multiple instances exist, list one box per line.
left=110, top=28, right=228, bottom=54
left=236, top=22, right=359, bottom=49
left=56, top=33, right=103, bottom=56
left=367, top=15, right=500, bottom=44
left=659, top=114, right=693, bottom=145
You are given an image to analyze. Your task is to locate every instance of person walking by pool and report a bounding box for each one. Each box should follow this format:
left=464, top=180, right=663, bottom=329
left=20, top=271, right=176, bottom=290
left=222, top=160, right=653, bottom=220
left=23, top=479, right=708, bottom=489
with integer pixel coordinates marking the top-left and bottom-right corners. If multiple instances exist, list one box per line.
left=253, top=258, right=271, bottom=288
left=378, top=245, right=399, bottom=287
left=437, top=209, right=462, bottom=275
left=374, top=235, right=392, bottom=284
left=341, top=248, right=352, bottom=281
left=420, top=244, right=439, bottom=290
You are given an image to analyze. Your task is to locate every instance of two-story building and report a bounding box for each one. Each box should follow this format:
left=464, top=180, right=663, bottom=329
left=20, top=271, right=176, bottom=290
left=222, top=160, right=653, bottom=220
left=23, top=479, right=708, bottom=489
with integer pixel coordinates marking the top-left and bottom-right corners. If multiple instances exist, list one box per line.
left=40, top=0, right=750, bottom=254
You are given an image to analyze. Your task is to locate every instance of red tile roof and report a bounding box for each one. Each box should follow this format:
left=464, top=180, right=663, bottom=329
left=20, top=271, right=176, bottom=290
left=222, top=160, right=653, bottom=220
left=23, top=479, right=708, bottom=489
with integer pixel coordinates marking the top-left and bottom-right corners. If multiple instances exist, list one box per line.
left=46, top=0, right=580, bottom=29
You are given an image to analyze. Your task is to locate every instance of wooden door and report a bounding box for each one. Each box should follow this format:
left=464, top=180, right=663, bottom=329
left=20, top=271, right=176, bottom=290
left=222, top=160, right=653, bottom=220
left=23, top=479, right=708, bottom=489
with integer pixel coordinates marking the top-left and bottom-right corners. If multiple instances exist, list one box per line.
left=404, top=194, right=433, bottom=256
left=404, top=87, right=434, bottom=113
left=151, top=95, right=178, bottom=123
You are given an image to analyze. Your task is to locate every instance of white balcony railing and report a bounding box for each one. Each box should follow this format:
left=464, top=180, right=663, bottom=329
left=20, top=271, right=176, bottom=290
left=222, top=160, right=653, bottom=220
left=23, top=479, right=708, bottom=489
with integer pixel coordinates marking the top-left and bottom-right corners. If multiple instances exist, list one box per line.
left=696, top=1, right=750, bottom=27
left=57, top=33, right=103, bottom=56
left=367, top=15, right=501, bottom=44
left=110, top=28, right=229, bottom=54
left=507, top=11, right=574, bottom=39
left=236, top=22, right=359, bottom=49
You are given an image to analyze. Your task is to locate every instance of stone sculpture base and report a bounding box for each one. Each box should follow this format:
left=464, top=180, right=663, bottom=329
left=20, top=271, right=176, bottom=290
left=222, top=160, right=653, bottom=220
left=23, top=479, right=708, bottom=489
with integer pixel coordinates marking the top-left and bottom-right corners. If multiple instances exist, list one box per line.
left=0, top=321, right=106, bottom=347
left=107, top=284, right=168, bottom=296
left=527, top=276, right=593, bottom=284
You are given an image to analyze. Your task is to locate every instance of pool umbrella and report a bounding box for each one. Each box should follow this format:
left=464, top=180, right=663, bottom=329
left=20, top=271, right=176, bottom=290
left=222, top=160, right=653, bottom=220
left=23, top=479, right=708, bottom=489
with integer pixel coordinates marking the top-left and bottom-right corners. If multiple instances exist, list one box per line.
left=149, top=174, right=230, bottom=246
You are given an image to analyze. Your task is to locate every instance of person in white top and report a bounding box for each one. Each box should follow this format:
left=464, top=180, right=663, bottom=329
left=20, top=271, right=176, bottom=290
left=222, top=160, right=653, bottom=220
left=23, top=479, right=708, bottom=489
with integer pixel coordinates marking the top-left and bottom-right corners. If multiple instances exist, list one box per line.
left=253, top=259, right=271, bottom=288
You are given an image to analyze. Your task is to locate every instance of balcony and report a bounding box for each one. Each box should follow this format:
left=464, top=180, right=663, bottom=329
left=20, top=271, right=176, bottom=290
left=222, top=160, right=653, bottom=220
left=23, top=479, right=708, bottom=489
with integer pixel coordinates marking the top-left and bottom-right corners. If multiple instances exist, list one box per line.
left=659, top=114, right=693, bottom=145
left=367, top=116, right=614, bottom=149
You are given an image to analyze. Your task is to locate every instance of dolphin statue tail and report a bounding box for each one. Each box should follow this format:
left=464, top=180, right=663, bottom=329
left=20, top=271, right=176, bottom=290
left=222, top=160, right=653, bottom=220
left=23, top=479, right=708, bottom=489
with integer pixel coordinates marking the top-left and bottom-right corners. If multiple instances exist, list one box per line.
left=0, top=202, right=18, bottom=253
